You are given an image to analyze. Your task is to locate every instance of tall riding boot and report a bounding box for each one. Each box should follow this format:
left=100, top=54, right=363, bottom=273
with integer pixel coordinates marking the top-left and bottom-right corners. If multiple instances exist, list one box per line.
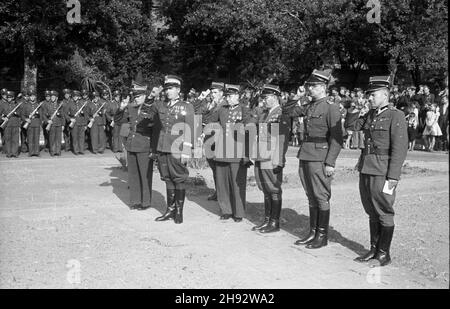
left=295, top=207, right=319, bottom=245
left=373, top=226, right=394, bottom=266
left=306, top=209, right=329, bottom=249
left=252, top=194, right=271, bottom=231
left=259, top=194, right=281, bottom=233
left=354, top=221, right=380, bottom=262
left=174, top=189, right=186, bottom=224
left=155, top=189, right=176, bottom=221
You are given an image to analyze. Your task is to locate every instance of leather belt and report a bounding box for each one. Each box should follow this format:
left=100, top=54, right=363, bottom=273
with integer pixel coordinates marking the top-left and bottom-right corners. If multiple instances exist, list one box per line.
left=362, top=147, right=390, bottom=155
left=304, top=136, right=328, bottom=143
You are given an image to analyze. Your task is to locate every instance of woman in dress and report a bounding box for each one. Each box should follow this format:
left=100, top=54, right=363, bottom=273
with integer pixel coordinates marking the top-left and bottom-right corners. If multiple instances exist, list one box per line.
left=422, top=104, right=442, bottom=151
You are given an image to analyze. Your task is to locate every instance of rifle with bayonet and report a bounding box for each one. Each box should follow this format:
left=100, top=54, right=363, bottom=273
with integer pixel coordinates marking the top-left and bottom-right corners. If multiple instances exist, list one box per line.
left=87, top=101, right=107, bottom=129
left=68, top=100, right=89, bottom=128
left=45, top=102, right=64, bottom=131
left=23, top=101, right=46, bottom=129
left=1, top=101, right=24, bottom=129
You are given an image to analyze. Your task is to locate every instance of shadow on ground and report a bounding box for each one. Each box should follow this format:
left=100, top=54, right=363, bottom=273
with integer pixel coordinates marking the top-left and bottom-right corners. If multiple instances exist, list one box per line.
left=100, top=166, right=166, bottom=214
left=185, top=170, right=368, bottom=256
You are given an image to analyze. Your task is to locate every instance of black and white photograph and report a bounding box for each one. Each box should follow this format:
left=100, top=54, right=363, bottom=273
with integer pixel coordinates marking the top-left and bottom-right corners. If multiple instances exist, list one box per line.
left=0, top=0, right=448, bottom=292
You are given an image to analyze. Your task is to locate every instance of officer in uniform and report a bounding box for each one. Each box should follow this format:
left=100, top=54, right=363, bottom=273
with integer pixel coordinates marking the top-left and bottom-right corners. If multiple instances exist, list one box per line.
left=18, top=90, right=30, bottom=153
left=353, top=76, right=408, bottom=267
left=284, top=69, right=343, bottom=249
left=88, top=90, right=107, bottom=154
left=106, top=90, right=122, bottom=153
left=41, top=90, right=52, bottom=151
left=193, top=81, right=227, bottom=201
left=147, top=75, right=195, bottom=224
left=0, top=91, right=23, bottom=157
left=114, top=72, right=155, bottom=210
left=205, top=84, right=255, bottom=222
left=251, top=84, right=291, bottom=233
left=22, top=89, right=43, bottom=156
left=61, top=89, right=73, bottom=152
left=0, top=88, right=8, bottom=151
left=43, top=90, right=64, bottom=156
left=81, top=89, right=91, bottom=150
left=68, top=90, right=88, bottom=155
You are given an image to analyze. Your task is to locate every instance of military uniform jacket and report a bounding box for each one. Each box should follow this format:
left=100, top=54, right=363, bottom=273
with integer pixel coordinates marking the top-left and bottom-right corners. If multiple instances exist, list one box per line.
left=114, top=103, right=155, bottom=153
left=22, top=100, right=43, bottom=127
left=354, top=105, right=408, bottom=180
left=252, top=106, right=291, bottom=169
left=105, top=99, right=119, bottom=125
left=88, top=99, right=107, bottom=126
left=43, top=101, right=65, bottom=127
left=68, top=99, right=88, bottom=126
left=146, top=99, right=195, bottom=156
left=287, top=97, right=343, bottom=167
left=61, top=98, right=74, bottom=123
left=0, top=100, right=23, bottom=127
left=195, top=97, right=226, bottom=145
left=206, top=103, right=256, bottom=163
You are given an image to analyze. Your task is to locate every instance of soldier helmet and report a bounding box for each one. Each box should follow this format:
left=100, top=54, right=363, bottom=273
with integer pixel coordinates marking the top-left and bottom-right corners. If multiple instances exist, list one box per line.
left=27, top=89, right=37, bottom=96
left=45, top=90, right=51, bottom=97
left=63, top=88, right=71, bottom=95
left=1, top=88, right=7, bottom=95
left=50, top=90, right=59, bottom=97
left=6, top=90, right=15, bottom=98
left=81, top=89, right=89, bottom=96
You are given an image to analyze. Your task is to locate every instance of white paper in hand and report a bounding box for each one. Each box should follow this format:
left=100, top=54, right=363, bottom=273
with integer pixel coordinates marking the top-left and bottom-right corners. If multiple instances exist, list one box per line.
left=382, top=180, right=395, bottom=195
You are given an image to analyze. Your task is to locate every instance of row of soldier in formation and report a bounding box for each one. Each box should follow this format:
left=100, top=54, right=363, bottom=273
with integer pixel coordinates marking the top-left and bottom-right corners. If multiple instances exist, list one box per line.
left=0, top=88, right=126, bottom=157
left=114, top=70, right=407, bottom=268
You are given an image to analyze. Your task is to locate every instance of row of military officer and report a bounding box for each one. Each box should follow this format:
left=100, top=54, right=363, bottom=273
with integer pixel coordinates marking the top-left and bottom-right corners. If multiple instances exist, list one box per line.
left=118, top=70, right=407, bottom=268
left=0, top=88, right=125, bottom=157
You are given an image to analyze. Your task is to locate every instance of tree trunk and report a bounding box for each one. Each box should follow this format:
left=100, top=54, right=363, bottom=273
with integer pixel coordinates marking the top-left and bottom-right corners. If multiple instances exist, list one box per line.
left=22, top=40, right=37, bottom=92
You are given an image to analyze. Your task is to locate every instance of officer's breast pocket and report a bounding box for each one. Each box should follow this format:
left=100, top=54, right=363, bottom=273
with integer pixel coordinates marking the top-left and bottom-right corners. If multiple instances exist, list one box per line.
left=372, top=120, right=389, bottom=138
left=309, top=113, right=325, bottom=127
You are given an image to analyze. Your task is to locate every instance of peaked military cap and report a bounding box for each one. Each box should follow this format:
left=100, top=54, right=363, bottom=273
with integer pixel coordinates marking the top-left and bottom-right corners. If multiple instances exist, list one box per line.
left=261, top=84, right=281, bottom=96
left=132, top=71, right=147, bottom=89
left=210, top=81, right=225, bottom=90
left=1, top=88, right=7, bottom=95
left=50, top=90, right=59, bottom=96
left=72, top=90, right=81, bottom=97
left=101, top=89, right=109, bottom=95
left=44, top=90, right=51, bottom=96
left=81, top=89, right=89, bottom=96
left=305, top=69, right=332, bottom=85
left=27, top=89, right=36, bottom=96
left=63, top=88, right=71, bottom=95
left=6, top=90, right=15, bottom=97
left=225, top=84, right=240, bottom=95
left=113, top=90, right=121, bottom=96
left=164, top=75, right=182, bottom=89
left=366, top=76, right=391, bottom=93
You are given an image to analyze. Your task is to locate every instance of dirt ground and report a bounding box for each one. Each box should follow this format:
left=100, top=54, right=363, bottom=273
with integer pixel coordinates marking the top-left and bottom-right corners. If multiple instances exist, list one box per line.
left=0, top=148, right=448, bottom=289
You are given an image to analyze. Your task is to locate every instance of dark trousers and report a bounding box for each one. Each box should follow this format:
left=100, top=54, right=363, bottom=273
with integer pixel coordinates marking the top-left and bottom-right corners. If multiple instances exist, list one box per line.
left=63, top=125, right=71, bottom=151
left=90, top=125, right=106, bottom=153
left=20, top=127, right=28, bottom=152
left=299, top=160, right=331, bottom=210
left=359, top=173, right=395, bottom=227
left=42, top=124, right=49, bottom=150
left=49, top=126, right=62, bottom=155
left=110, top=125, right=121, bottom=152
left=157, top=153, right=189, bottom=189
left=255, top=161, right=283, bottom=195
left=71, top=125, right=86, bottom=153
left=215, top=161, right=247, bottom=218
left=128, top=152, right=154, bottom=207
left=27, top=127, right=41, bottom=156
left=207, top=158, right=217, bottom=189
left=4, top=126, right=20, bottom=156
